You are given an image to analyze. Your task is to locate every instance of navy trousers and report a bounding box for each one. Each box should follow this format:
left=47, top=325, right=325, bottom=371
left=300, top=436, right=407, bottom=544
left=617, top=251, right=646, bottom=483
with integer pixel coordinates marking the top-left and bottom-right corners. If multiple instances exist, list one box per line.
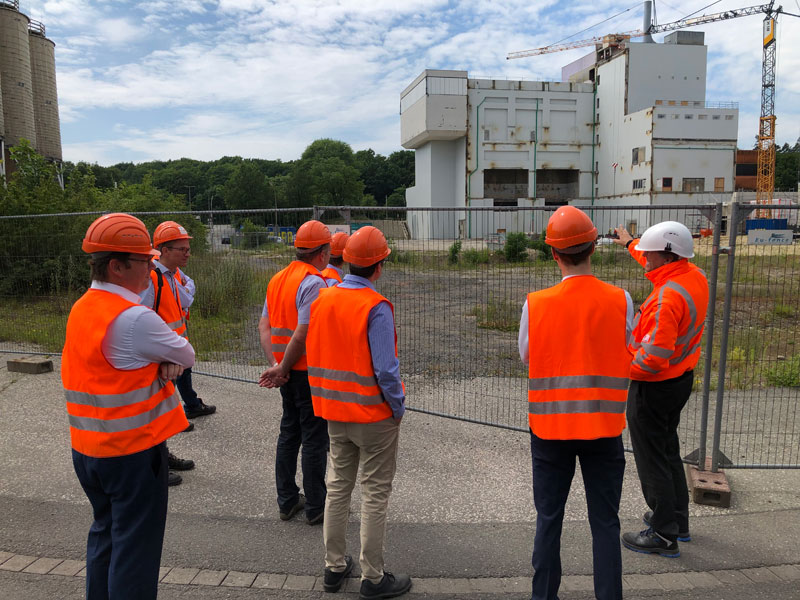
left=275, top=369, right=328, bottom=519
left=175, top=366, right=200, bottom=409
left=530, top=433, right=625, bottom=600
left=72, top=443, right=169, bottom=600
left=627, top=370, right=693, bottom=540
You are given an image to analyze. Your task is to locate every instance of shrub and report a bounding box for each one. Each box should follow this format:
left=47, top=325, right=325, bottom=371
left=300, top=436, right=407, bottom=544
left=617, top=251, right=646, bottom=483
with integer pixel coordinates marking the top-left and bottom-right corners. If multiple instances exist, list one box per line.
left=504, top=232, right=528, bottom=263
left=469, top=296, right=520, bottom=332
left=463, top=248, right=490, bottom=265
left=765, top=355, right=800, bottom=387
left=448, top=240, right=462, bottom=265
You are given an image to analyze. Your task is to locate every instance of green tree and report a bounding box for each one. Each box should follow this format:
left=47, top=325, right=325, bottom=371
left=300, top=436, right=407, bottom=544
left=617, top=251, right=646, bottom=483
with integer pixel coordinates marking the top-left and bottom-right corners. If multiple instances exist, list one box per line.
left=290, top=139, right=364, bottom=206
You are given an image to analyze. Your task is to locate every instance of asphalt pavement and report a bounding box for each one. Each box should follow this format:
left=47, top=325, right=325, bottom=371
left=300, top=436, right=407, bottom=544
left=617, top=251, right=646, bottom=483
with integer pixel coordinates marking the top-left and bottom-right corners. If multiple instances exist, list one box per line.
left=1, top=352, right=799, bottom=599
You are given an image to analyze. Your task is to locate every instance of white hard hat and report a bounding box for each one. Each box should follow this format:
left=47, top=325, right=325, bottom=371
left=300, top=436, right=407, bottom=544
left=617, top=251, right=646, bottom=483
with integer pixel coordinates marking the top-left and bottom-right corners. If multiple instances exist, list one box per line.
left=635, top=221, right=694, bottom=258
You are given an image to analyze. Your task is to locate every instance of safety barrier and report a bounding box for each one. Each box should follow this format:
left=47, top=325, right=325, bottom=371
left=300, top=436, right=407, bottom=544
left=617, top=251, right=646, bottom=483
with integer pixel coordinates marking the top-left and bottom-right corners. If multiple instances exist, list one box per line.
left=0, top=203, right=798, bottom=468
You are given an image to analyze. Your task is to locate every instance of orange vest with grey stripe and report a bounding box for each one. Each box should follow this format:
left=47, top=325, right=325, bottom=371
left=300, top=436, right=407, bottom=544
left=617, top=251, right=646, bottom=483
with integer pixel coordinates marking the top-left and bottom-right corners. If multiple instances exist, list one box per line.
left=149, top=269, right=187, bottom=339
left=321, top=267, right=342, bottom=283
left=307, top=286, right=396, bottom=423
left=628, top=243, right=709, bottom=382
left=267, top=261, right=327, bottom=371
left=527, top=276, right=632, bottom=440
left=62, top=289, right=189, bottom=458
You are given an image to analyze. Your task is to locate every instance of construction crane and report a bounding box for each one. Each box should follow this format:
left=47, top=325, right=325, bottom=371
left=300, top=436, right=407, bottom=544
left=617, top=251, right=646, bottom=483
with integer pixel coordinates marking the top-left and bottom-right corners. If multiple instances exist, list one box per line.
left=508, top=1, right=799, bottom=211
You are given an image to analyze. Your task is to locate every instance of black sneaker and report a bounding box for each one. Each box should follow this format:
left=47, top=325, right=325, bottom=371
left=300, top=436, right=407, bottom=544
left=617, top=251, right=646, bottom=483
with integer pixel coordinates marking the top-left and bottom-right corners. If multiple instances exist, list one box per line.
left=168, top=452, right=195, bottom=471
left=279, top=494, right=305, bottom=521
left=359, top=572, right=412, bottom=600
left=643, top=510, right=691, bottom=542
left=622, top=528, right=680, bottom=557
left=182, top=422, right=195, bottom=433
left=185, top=400, right=216, bottom=419
left=323, top=555, right=353, bottom=593
left=168, top=471, right=182, bottom=486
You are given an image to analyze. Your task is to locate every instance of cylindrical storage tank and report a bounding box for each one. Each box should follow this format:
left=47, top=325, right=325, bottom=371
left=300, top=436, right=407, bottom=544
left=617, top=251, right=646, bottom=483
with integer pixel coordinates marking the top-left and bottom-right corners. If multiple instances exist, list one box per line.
left=0, top=2, right=37, bottom=150
left=29, top=21, right=62, bottom=161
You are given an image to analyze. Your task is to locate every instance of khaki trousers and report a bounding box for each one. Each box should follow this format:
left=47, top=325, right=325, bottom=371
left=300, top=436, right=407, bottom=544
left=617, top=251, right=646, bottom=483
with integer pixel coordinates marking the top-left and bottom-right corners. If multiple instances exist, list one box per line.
left=323, top=417, right=399, bottom=583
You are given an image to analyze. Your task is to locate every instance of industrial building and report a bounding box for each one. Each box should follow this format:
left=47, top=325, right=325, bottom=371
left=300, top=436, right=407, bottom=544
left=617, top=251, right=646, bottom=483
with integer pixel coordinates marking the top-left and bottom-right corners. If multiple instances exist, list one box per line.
left=0, top=0, right=62, bottom=179
left=401, top=27, right=739, bottom=239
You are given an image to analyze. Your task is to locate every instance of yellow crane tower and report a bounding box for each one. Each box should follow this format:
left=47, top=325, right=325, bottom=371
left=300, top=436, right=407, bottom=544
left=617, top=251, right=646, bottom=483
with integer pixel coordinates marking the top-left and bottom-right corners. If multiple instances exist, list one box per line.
left=508, top=1, right=799, bottom=213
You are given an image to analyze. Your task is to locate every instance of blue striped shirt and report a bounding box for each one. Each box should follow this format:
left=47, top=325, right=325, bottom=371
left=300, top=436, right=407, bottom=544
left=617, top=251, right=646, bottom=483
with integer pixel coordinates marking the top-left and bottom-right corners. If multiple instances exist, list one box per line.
left=337, top=274, right=405, bottom=419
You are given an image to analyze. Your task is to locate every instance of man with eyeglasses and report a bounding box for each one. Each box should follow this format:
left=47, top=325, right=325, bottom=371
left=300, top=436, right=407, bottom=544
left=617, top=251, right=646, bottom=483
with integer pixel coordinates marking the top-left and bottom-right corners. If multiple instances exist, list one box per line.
left=141, top=220, right=215, bottom=484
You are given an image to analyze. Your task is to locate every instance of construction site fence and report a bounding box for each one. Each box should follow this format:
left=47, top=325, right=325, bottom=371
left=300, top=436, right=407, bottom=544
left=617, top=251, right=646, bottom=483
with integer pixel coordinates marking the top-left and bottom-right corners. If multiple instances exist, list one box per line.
left=1, top=203, right=799, bottom=469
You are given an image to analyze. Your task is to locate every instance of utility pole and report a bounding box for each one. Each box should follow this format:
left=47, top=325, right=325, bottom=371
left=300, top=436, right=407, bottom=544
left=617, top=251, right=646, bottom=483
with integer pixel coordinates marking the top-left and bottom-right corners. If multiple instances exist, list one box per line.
left=186, top=185, right=195, bottom=211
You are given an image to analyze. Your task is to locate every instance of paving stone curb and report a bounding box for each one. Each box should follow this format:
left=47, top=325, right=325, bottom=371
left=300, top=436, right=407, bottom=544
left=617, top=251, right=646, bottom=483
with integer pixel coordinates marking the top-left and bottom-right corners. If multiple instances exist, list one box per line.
left=3, top=551, right=800, bottom=594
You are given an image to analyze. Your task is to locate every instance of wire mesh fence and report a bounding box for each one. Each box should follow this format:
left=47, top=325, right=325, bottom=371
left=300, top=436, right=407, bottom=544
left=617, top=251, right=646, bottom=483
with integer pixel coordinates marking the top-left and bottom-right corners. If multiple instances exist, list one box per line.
left=0, top=203, right=798, bottom=468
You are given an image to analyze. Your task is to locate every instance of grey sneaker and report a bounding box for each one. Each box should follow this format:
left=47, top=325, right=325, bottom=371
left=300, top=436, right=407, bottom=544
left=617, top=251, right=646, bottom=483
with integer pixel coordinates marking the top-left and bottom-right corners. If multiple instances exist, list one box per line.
left=279, top=494, right=305, bottom=521
left=359, top=572, right=412, bottom=600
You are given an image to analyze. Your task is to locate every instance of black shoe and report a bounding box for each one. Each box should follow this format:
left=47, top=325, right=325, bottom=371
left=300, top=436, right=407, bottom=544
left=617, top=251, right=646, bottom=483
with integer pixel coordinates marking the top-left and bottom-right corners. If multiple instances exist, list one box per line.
left=168, top=471, right=182, bottom=486
left=622, top=528, right=680, bottom=557
left=359, top=572, right=412, bottom=600
left=643, top=510, right=691, bottom=541
left=182, top=422, right=195, bottom=433
left=279, top=494, right=305, bottom=521
left=323, top=555, right=353, bottom=593
left=306, top=511, right=324, bottom=526
left=185, top=400, right=216, bottom=419
left=168, top=452, right=195, bottom=471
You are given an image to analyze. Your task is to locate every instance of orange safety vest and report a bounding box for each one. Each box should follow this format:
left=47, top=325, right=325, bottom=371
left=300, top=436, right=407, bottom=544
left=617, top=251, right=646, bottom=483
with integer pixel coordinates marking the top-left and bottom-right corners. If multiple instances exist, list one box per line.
left=149, top=269, right=187, bottom=338
left=266, top=261, right=327, bottom=371
left=62, top=289, right=189, bottom=458
left=307, top=286, right=397, bottom=423
left=627, top=242, right=709, bottom=382
left=527, top=276, right=632, bottom=440
left=321, top=266, right=343, bottom=284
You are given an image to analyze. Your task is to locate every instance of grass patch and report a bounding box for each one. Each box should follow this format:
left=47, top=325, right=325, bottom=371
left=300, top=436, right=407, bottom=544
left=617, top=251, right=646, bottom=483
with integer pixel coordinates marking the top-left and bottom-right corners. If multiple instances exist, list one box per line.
left=463, top=248, right=490, bottom=265
left=765, top=355, right=800, bottom=387
left=773, top=304, right=796, bottom=319
left=469, top=297, right=520, bottom=332
left=0, top=298, right=71, bottom=352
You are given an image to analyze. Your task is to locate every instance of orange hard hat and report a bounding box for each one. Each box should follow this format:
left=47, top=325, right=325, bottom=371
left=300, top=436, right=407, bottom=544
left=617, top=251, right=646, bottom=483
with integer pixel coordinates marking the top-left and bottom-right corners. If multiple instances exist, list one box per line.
left=153, top=221, right=192, bottom=247
left=343, top=226, right=391, bottom=267
left=295, top=220, right=332, bottom=248
left=545, top=206, right=597, bottom=251
left=82, top=213, right=159, bottom=256
left=330, top=232, right=349, bottom=257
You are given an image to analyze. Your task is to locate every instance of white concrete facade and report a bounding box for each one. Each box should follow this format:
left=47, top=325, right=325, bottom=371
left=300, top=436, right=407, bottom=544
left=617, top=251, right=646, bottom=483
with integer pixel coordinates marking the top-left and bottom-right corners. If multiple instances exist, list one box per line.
left=400, top=34, right=739, bottom=238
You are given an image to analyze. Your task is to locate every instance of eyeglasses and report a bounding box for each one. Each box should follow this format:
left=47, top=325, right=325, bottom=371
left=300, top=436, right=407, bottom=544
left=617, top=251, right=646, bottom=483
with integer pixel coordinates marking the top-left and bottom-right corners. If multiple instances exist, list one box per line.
left=166, top=246, right=191, bottom=254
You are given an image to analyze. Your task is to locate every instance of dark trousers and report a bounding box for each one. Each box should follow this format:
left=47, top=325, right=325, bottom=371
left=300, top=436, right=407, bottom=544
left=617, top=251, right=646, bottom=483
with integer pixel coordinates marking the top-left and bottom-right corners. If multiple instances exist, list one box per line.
left=530, top=433, right=625, bottom=600
left=276, top=369, right=328, bottom=518
left=175, top=366, right=200, bottom=409
left=627, top=370, right=693, bottom=540
left=72, top=443, right=169, bottom=600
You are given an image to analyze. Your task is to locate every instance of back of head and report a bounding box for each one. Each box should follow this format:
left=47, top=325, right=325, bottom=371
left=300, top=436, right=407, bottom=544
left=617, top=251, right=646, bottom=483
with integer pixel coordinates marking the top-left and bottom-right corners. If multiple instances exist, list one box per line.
left=153, top=220, right=192, bottom=250
left=295, top=220, right=332, bottom=260
left=343, top=226, right=391, bottom=268
left=545, top=206, right=597, bottom=260
left=635, top=221, right=694, bottom=258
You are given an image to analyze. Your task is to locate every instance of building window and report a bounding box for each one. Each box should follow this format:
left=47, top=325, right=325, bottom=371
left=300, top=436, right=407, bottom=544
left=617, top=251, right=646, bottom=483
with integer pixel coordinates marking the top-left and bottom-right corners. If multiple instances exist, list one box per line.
left=682, top=178, right=705, bottom=192
left=685, top=114, right=693, bottom=119
left=657, top=113, right=665, bottom=119
left=698, top=114, right=707, bottom=120
left=725, top=115, right=734, bottom=120
left=712, top=115, right=721, bottom=120
left=484, top=129, right=490, bottom=141
left=671, top=114, right=679, bottom=120
left=633, top=178, right=646, bottom=190
left=662, top=177, right=673, bottom=191
left=714, top=177, right=725, bottom=192
left=632, top=146, right=646, bottom=166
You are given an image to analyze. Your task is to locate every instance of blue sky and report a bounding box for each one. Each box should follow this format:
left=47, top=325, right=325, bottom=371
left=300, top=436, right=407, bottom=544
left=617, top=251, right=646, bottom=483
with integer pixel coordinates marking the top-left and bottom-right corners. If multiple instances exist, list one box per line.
left=20, top=0, right=800, bottom=166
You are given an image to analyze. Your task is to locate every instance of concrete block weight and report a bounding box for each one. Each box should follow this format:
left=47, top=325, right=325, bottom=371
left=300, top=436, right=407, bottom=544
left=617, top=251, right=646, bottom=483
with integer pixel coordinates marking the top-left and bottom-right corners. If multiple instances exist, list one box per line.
left=686, top=457, right=731, bottom=508
left=7, top=357, right=54, bottom=374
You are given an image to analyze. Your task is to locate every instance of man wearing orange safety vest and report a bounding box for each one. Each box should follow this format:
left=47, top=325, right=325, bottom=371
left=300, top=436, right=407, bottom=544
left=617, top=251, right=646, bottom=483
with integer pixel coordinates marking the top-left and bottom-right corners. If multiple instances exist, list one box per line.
left=306, top=226, right=412, bottom=599
left=62, top=213, right=194, bottom=600
left=258, top=220, right=331, bottom=525
left=614, top=221, right=708, bottom=557
left=321, top=231, right=349, bottom=286
left=519, top=206, right=633, bottom=600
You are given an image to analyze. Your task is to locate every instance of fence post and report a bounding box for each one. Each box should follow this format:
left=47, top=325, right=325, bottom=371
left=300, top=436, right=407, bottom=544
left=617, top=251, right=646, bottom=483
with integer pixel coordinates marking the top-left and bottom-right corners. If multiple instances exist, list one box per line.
left=697, top=203, right=723, bottom=468
left=710, top=202, right=739, bottom=473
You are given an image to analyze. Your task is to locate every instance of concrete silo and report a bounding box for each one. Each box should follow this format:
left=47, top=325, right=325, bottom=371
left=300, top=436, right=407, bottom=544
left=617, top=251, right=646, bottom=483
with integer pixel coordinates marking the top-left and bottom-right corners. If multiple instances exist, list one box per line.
left=0, top=0, right=37, bottom=167
left=29, top=19, right=62, bottom=161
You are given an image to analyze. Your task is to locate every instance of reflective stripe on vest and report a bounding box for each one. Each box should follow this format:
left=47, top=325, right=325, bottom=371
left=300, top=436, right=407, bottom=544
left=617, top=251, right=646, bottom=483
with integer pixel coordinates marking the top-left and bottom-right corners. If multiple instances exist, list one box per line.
left=527, top=276, right=632, bottom=440
left=307, top=286, right=397, bottom=423
left=62, top=289, right=189, bottom=458
left=267, top=262, right=326, bottom=371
